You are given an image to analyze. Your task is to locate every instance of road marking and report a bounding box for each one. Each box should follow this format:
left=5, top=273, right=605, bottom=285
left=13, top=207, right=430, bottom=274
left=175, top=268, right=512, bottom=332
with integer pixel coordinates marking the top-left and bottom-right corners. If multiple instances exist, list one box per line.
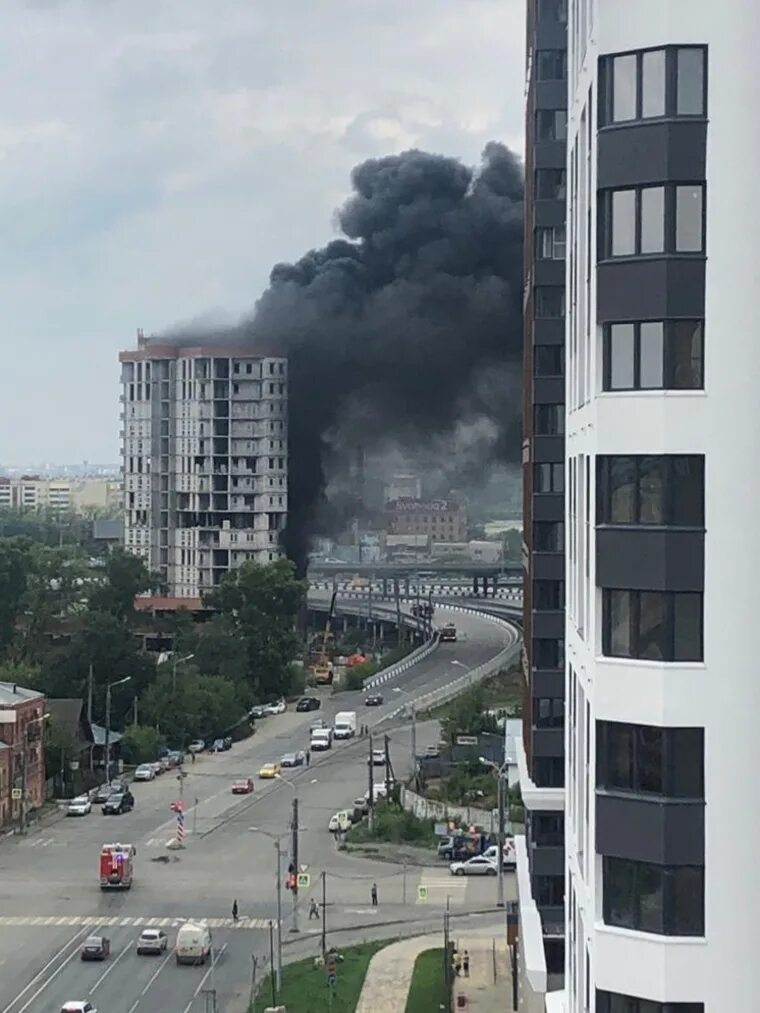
left=141, top=947, right=174, bottom=996
left=89, top=939, right=134, bottom=994
left=13, top=928, right=90, bottom=1013
left=0, top=914, right=271, bottom=928
left=183, top=942, right=228, bottom=1013
left=0, top=927, right=89, bottom=1013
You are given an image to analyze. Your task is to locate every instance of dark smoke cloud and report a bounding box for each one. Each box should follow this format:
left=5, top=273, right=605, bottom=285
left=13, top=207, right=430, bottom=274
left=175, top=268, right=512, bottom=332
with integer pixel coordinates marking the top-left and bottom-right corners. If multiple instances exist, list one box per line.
left=160, top=143, right=524, bottom=572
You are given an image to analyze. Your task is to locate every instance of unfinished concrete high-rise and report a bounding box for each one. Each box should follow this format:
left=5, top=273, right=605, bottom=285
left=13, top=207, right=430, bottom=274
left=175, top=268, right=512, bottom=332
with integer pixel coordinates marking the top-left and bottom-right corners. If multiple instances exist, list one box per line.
left=119, top=331, right=288, bottom=597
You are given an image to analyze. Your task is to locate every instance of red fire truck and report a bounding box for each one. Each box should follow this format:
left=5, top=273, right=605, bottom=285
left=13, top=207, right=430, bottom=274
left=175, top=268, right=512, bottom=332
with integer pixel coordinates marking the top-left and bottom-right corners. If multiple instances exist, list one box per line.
left=99, top=842, right=136, bottom=890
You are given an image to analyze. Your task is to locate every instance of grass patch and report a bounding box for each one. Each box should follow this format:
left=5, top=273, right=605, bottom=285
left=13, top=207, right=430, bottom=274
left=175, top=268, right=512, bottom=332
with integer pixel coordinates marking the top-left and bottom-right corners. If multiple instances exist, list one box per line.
left=424, top=663, right=522, bottom=721
left=252, top=941, right=386, bottom=1013
left=405, top=948, right=449, bottom=1013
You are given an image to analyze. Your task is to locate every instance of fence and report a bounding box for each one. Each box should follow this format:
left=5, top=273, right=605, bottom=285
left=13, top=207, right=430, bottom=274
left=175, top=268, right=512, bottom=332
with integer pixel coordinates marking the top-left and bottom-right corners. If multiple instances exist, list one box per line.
left=399, top=785, right=495, bottom=831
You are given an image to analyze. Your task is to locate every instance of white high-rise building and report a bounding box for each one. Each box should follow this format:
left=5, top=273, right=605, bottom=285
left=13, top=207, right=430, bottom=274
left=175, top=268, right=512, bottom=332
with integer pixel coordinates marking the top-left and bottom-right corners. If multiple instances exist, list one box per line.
left=120, top=331, right=288, bottom=597
left=562, top=3, right=759, bottom=1012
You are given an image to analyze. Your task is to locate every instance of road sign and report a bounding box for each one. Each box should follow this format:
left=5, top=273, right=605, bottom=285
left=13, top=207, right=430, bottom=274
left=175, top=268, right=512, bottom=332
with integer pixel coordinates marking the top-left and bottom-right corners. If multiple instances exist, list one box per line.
left=417, top=885, right=428, bottom=902
left=456, top=735, right=478, bottom=746
left=327, top=973, right=337, bottom=987
left=297, top=872, right=310, bottom=889
left=11, top=788, right=22, bottom=800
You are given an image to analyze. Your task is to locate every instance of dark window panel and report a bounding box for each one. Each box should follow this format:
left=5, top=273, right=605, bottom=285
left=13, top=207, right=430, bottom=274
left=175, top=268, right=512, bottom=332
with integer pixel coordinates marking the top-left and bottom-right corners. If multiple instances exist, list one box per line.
left=669, top=321, right=703, bottom=389
left=536, top=49, right=568, bottom=81
left=534, top=404, right=566, bottom=434
left=597, top=720, right=704, bottom=799
left=641, top=49, right=666, bottom=118
left=597, top=990, right=704, bottom=1012
left=603, top=858, right=704, bottom=936
left=602, top=590, right=704, bottom=662
left=537, top=0, right=568, bottom=23
left=597, top=455, right=705, bottom=527
left=536, top=168, right=567, bottom=200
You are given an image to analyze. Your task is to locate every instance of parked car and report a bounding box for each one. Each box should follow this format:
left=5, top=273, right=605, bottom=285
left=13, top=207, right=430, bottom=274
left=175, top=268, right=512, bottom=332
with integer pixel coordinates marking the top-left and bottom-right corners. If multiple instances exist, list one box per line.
left=66, top=795, right=92, bottom=817
left=437, top=835, right=473, bottom=861
left=136, top=928, right=168, bottom=955
left=80, top=935, right=110, bottom=960
left=483, top=840, right=517, bottom=870
left=167, top=750, right=185, bottom=766
left=424, top=745, right=440, bottom=758
left=231, top=778, right=254, bottom=794
left=222, top=736, right=232, bottom=750
left=296, top=697, right=320, bottom=712
left=263, top=699, right=286, bottom=716
left=449, top=855, right=498, bottom=877
left=328, top=810, right=353, bottom=833
left=188, top=740, right=205, bottom=754
left=259, top=762, right=280, bottom=779
left=109, top=779, right=129, bottom=794
left=156, top=757, right=170, bottom=773
left=102, top=791, right=134, bottom=815
left=249, top=704, right=268, bottom=719
left=211, top=738, right=225, bottom=752
left=364, top=693, right=383, bottom=707
left=133, top=764, right=156, bottom=782
left=310, top=718, right=327, bottom=732
left=353, top=796, right=370, bottom=815
left=90, top=784, right=111, bottom=804
left=281, top=751, right=306, bottom=768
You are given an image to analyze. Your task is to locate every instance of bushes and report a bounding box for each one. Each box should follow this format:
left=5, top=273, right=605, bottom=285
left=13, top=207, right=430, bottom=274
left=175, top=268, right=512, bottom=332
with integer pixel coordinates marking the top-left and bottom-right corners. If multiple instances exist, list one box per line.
left=345, top=800, right=436, bottom=847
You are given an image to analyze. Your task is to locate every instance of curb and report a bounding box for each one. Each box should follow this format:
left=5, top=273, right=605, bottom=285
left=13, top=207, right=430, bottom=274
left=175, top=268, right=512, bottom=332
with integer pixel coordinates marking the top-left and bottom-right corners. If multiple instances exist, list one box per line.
left=281, top=907, right=502, bottom=947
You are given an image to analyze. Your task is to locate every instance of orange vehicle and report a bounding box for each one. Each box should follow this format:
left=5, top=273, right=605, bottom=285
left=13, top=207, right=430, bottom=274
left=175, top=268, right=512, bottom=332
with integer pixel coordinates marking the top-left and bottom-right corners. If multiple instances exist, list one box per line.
left=99, top=842, right=135, bottom=890
left=312, top=590, right=337, bottom=685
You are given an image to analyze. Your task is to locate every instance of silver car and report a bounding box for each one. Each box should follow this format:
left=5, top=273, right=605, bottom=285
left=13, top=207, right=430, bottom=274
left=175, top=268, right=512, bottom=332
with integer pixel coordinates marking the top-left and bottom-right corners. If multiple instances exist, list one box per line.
left=449, top=855, right=498, bottom=877
left=133, top=764, right=155, bottom=782
left=136, top=928, right=168, bottom=955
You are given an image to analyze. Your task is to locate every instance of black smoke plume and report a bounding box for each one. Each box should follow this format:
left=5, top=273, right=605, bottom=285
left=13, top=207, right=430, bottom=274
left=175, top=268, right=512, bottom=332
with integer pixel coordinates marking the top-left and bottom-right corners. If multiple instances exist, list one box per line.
left=163, top=143, right=524, bottom=573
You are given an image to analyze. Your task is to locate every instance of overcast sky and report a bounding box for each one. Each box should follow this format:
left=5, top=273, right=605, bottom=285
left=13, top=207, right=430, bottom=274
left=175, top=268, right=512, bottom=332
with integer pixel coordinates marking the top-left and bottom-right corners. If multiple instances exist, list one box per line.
left=0, top=0, right=524, bottom=465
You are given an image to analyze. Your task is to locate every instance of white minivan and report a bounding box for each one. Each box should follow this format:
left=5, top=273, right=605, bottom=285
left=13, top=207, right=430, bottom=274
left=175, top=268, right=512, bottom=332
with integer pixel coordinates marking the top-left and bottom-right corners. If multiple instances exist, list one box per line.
left=175, top=921, right=212, bottom=965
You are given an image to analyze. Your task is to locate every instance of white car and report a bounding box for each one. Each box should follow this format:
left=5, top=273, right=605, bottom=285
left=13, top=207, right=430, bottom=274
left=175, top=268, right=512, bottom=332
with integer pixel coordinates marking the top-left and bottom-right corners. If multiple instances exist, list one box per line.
left=133, top=764, right=156, bottom=782
left=369, top=749, right=386, bottom=766
left=66, top=796, right=92, bottom=817
left=188, top=740, right=205, bottom=754
left=149, top=761, right=163, bottom=776
left=61, top=1004, right=97, bottom=1013
left=450, top=855, right=498, bottom=877
left=264, top=699, right=286, bottom=716
left=137, top=928, right=168, bottom=955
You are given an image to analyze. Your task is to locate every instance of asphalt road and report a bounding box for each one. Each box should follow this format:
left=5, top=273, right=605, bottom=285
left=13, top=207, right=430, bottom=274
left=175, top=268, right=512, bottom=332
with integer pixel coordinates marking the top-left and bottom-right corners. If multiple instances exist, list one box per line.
left=0, top=605, right=517, bottom=1013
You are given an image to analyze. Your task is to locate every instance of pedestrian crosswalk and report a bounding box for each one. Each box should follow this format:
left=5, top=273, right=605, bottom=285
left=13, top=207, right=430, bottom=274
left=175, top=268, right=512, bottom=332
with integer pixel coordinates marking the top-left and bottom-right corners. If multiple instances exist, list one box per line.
left=416, top=869, right=469, bottom=905
left=0, top=914, right=271, bottom=929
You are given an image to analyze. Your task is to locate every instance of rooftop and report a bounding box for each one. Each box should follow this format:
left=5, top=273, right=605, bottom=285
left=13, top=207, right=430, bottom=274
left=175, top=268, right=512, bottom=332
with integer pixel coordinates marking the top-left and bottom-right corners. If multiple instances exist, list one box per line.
left=0, top=682, right=44, bottom=706
left=134, top=596, right=208, bottom=613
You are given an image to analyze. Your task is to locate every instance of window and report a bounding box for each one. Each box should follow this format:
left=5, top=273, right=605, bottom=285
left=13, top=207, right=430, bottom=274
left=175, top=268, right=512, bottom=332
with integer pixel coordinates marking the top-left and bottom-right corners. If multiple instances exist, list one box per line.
left=603, top=320, right=703, bottom=391
left=534, top=462, right=564, bottom=493
left=603, top=858, right=704, bottom=936
left=536, top=225, right=566, bottom=259
left=533, top=756, right=564, bottom=787
left=600, top=47, right=706, bottom=125
left=533, top=638, right=565, bottom=668
left=597, top=991, right=704, bottom=1013
left=536, top=169, right=566, bottom=200
left=597, top=721, right=704, bottom=798
left=601, top=183, right=705, bottom=258
left=534, top=521, right=564, bottom=551
left=534, top=288, right=565, bottom=318
left=536, top=110, right=567, bottom=141
left=597, top=455, right=704, bottom=526
left=537, top=0, right=567, bottom=23
left=535, top=874, right=565, bottom=906
left=534, top=404, right=565, bottom=434
left=536, top=50, right=567, bottom=80
left=534, top=579, right=565, bottom=609
left=535, top=697, right=565, bottom=728
left=534, top=345, right=564, bottom=375
left=531, top=811, right=564, bottom=847
left=602, top=590, right=703, bottom=662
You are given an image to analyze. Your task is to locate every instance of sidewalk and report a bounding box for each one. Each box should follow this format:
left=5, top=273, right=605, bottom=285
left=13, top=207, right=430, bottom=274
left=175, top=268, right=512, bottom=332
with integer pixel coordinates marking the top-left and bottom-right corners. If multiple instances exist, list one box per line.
left=354, top=922, right=510, bottom=1013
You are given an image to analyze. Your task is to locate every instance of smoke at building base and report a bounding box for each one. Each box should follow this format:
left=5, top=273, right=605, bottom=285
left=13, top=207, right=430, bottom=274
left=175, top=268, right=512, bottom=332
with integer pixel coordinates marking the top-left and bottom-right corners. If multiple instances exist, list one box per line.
left=163, top=142, right=524, bottom=573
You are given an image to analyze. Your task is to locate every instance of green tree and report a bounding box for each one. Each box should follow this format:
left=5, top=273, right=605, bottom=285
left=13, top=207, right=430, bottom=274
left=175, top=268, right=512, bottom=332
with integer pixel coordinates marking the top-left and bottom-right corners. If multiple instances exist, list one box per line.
left=16, top=544, right=90, bottom=662
left=87, top=547, right=160, bottom=623
left=440, top=685, right=499, bottom=746
left=206, top=559, right=306, bottom=700
left=0, top=538, right=33, bottom=656
left=140, top=668, right=244, bottom=746
left=120, top=724, right=165, bottom=765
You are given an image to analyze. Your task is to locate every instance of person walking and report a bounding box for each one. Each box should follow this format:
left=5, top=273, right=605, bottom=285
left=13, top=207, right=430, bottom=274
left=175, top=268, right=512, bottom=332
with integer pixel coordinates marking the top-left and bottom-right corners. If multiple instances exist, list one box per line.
left=309, top=898, right=320, bottom=920
left=371, top=882, right=378, bottom=907
left=452, top=949, right=461, bottom=977
left=232, top=899, right=239, bottom=923
left=462, top=950, right=470, bottom=977
left=306, top=749, right=311, bottom=767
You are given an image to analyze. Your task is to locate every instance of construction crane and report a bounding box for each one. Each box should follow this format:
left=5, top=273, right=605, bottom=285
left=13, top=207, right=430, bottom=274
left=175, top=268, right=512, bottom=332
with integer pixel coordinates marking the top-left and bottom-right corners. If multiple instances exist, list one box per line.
left=312, top=590, right=337, bottom=685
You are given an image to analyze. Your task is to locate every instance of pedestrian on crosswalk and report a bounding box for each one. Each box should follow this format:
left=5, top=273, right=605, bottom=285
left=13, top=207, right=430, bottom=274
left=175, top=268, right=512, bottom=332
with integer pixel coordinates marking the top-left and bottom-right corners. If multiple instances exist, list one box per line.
left=232, top=899, right=239, bottom=923
left=306, top=749, right=311, bottom=766
left=309, top=898, right=320, bottom=920
left=463, top=950, right=470, bottom=977
left=371, top=882, right=378, bottom=907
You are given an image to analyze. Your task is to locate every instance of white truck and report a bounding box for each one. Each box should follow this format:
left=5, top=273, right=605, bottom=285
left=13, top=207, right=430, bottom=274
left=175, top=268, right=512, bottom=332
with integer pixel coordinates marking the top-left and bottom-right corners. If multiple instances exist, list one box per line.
left=333, top=711, right=357, bottom=740
left=311, top=728, right=333, bottom=751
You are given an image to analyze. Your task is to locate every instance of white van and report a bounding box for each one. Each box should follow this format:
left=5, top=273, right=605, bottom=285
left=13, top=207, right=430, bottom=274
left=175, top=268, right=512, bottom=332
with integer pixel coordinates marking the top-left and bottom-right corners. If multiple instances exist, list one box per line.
left=483, top=838, right=517, bottom=869
left=311, top=728, right=332, bottom=751
left=175, top=921, right=212, bottom=965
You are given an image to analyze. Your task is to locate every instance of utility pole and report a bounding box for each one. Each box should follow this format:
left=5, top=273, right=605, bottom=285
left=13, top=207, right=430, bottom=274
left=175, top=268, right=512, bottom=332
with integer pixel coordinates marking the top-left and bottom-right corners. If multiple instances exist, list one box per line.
left=368, top=734, right=375, bottom=832
left=290, top=796, right=300, bottom=933
left=132, top=696, right=138, bottom=726
left=321, top=870, right=327, bottom=960
left=104, top=681, right=112, bottom=783
left=274, top=840, right=283, bottom=990
left=87, top=665, right=94, bottom=773
left=497, top=773, right=506, bottom=909
left=268, top=921, right=277, bottom=1007
left=383, top=735, right=392, bottom=798
left=394, top=578, right=402, bottom=647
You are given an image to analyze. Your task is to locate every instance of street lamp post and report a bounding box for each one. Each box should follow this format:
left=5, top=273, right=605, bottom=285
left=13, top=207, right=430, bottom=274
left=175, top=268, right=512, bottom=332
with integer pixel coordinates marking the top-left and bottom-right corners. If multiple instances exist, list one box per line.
left=172, top=652, right=195, bottom=693
left=104, top=676, right=131, bottom=783
left=392, top=687, right=417, bottom=773
left=480, top=756, right=509, bottom=909
left=248, top=827, right=286, bottom=992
